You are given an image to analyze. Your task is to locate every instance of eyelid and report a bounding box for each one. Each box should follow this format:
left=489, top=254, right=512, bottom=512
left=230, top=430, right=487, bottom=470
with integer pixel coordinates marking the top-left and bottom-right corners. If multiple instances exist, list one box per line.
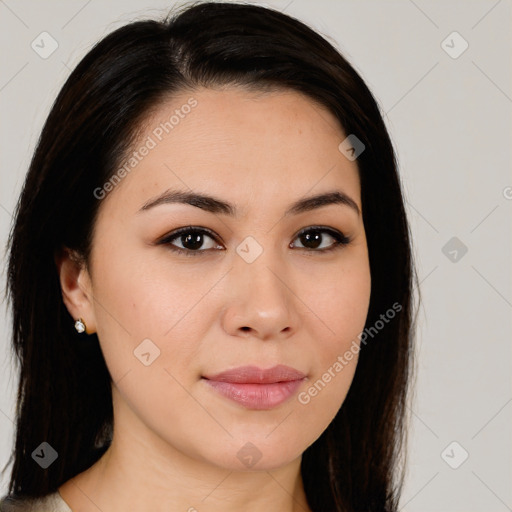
left=293, top=225, right=349, bottom=243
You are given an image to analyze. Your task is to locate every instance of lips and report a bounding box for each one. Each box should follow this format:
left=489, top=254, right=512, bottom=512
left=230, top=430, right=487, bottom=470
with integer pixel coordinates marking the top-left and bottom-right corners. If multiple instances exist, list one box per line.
left=204, top=364, right=306, bottom=384
left=202, top=365, right=306, bottom=410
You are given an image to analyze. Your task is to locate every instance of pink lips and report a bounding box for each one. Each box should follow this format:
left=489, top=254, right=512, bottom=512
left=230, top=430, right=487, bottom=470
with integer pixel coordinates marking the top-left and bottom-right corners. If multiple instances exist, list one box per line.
left=202, top=364, right=306, bottom=410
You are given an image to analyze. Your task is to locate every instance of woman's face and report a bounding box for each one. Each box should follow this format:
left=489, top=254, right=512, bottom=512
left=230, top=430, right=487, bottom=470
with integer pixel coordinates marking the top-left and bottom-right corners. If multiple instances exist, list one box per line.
left=74, top=86, right=371, bottom=470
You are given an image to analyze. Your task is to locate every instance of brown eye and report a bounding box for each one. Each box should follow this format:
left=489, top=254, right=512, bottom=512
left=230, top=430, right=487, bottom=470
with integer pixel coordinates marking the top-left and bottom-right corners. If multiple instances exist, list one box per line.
left=176, top=232, right=209, bottom=251
left=160, top=227, right=224, bottom=255
left=290, top=227, right=350, bottom=252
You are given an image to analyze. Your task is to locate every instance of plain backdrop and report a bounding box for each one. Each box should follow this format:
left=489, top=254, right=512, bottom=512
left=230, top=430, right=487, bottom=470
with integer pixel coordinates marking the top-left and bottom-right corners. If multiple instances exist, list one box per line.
left=0, top=1, right=510, bottom=510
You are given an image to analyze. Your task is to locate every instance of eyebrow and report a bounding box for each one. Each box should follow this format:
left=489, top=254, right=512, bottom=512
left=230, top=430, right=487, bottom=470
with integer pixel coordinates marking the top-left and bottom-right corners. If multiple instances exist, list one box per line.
left=138, top=188, right=360, bottom=217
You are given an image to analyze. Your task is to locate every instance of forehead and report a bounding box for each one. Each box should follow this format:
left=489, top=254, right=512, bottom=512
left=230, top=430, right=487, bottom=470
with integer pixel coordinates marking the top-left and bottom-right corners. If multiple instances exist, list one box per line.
left=97, top=86, right=361, bottom=218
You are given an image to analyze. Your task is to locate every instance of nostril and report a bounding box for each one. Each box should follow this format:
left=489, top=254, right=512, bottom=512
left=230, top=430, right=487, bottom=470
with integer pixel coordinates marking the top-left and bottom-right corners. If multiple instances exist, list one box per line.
left=241, top=326, right=251, bottom=332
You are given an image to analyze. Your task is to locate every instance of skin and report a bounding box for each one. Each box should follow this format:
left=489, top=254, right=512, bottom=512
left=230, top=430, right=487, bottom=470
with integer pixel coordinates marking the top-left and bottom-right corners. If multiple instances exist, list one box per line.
left=56, top=86, right=371, bottom=512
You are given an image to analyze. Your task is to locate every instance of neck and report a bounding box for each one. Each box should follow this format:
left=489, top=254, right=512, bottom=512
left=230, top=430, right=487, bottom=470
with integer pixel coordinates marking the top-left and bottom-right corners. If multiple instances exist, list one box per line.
left=59, top=420, right=311, bottom=512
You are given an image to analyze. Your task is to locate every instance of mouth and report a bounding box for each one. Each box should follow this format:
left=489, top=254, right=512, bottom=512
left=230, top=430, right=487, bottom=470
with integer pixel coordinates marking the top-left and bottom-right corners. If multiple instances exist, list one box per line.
left=201, top=364, right=307, bottom=410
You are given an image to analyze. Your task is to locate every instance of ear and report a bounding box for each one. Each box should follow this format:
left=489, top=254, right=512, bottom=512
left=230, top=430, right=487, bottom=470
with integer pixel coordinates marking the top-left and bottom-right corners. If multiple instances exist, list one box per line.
left=54, top=247, right=97, bottom=334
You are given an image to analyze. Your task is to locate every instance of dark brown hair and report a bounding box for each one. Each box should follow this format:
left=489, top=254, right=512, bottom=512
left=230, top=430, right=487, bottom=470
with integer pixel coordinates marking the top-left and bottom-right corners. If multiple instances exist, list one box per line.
left=3, top=2, right=416, bottom=510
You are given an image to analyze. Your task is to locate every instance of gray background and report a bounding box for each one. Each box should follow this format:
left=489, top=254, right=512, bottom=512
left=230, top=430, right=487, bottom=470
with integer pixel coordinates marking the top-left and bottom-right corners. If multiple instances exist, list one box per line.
left=0, top=1, right=510, bottom=510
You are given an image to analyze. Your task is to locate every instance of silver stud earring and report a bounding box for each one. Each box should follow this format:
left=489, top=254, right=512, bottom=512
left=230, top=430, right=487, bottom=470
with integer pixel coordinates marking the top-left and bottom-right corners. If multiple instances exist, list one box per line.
left=74, top=318, right=86, bottom=333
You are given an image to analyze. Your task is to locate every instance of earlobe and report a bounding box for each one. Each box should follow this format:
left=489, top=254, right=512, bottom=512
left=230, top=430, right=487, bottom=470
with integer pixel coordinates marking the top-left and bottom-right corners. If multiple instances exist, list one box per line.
left=54, top=247, right=96, bottom=334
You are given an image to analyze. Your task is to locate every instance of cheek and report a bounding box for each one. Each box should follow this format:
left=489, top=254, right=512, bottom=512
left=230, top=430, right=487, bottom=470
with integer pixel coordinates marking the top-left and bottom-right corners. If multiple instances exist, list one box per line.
left=296, top=257, right=371, bottom=425
left=89, top=243, right=218, bottom=383
left=306, top=254, right=371, bottom=349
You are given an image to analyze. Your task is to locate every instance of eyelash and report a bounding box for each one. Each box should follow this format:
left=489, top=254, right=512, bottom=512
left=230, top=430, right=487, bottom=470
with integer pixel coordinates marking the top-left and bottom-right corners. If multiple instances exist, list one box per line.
left=158, top=225, right=351, bottom=257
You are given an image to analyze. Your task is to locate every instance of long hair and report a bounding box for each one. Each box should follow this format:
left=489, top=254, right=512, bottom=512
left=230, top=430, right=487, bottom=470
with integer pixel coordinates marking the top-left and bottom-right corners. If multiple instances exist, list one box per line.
left=3, top=2, right=416, bottom=510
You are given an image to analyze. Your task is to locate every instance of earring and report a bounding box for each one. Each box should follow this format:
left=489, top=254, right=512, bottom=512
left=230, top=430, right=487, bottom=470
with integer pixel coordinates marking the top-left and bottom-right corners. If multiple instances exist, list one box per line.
left=74, top=318, right=86, bottom=333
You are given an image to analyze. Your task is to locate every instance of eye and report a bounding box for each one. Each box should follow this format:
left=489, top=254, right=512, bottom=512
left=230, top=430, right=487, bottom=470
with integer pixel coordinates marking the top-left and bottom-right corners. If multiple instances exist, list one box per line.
left=159, top=226, right=224, bottom=256
left=290, top=226, right=350, bottom=253
left=158, top=225, right=350, bottom=257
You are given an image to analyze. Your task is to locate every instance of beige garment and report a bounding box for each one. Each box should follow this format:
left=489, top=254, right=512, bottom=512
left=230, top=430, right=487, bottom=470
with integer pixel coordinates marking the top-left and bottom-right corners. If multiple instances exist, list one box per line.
left=0, top=491, right=72, bottom=512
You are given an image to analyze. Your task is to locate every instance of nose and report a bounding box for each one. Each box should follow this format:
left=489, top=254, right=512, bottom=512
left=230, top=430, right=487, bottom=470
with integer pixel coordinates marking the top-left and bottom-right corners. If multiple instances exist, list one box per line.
left=221, top=251, right=301, bottom=341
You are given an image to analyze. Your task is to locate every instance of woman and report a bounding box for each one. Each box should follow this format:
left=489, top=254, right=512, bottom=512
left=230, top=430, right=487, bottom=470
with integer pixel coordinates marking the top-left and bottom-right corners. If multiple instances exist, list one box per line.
left=0, top=2, right=416, bottom=511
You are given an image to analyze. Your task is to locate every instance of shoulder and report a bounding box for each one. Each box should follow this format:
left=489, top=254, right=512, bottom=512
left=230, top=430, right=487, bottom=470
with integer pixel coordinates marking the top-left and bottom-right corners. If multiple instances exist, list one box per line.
left=0, top=491, right=72, bottom=512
